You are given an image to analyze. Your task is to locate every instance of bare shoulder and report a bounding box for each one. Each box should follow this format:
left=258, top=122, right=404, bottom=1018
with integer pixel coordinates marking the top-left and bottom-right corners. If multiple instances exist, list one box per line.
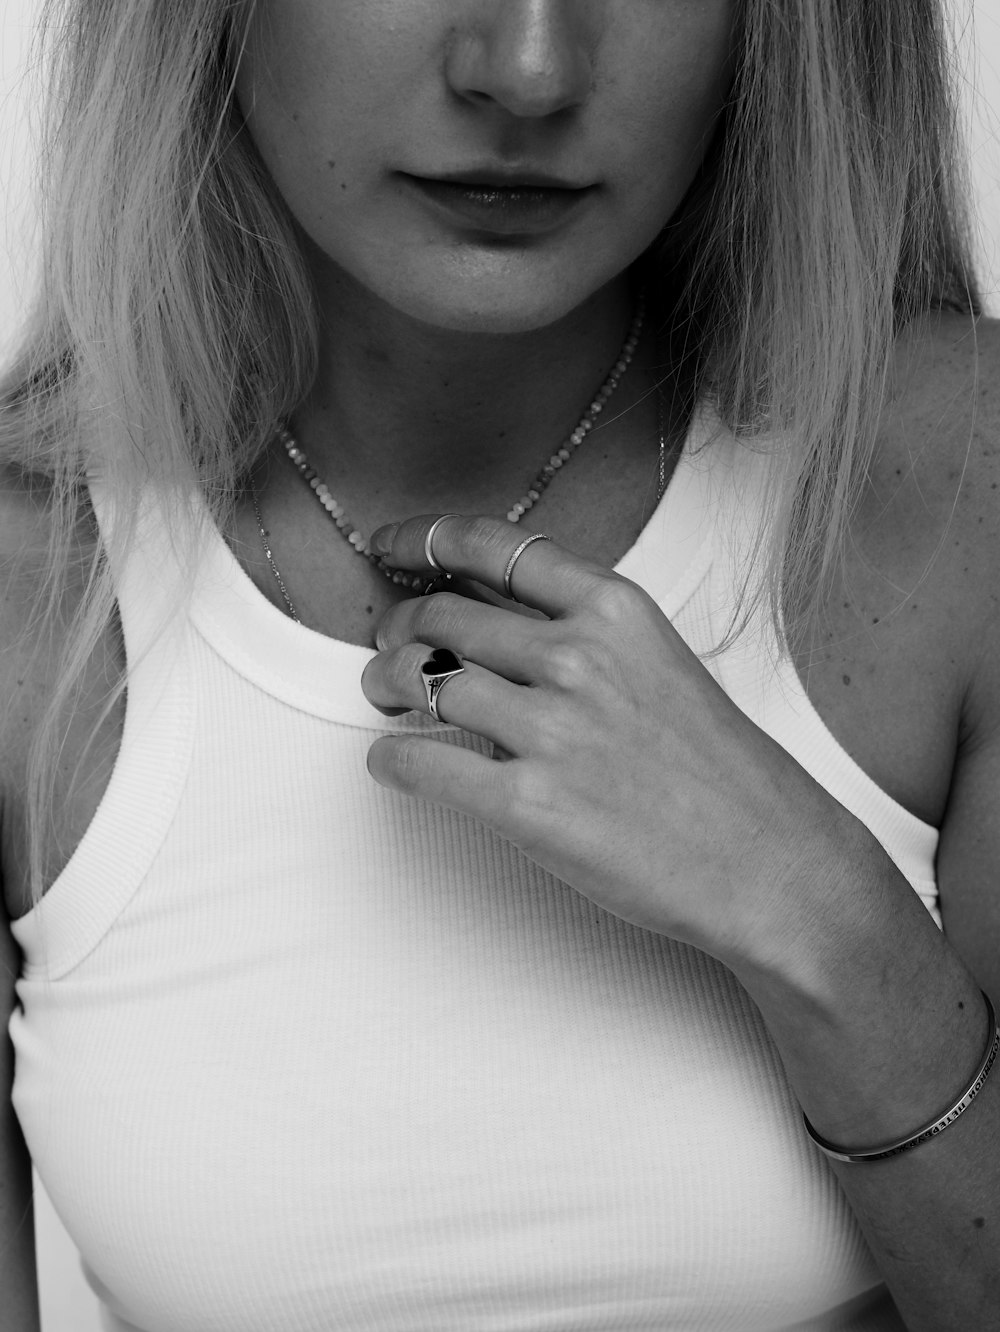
left=852, top=311, right=1000, bottom=638
left=873, top=310, right=1000, bottom=532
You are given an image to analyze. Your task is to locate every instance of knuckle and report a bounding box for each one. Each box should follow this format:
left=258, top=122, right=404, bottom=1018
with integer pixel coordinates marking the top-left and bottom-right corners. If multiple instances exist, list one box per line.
left=384, top=647, right=423, bottom=695
left=412, top=591, right=465, bottom=643
left=589, top=573, right=644, bottom=625
left=541, top=639, right=596, bottom=692
left=461, top=515, right=516, bottom=566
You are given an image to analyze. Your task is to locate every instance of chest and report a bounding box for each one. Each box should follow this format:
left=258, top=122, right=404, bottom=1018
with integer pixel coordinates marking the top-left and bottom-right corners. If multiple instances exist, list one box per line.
left=11, top=682, right=888, bottom=1330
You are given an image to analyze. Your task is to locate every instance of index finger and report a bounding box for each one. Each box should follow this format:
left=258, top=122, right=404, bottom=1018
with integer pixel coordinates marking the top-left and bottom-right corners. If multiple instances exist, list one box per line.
left=370, top=514, right=607, bottom=616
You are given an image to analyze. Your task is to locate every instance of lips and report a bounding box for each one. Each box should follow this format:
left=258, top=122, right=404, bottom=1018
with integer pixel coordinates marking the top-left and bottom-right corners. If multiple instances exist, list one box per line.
left=401, top=173, right=596, bottom=236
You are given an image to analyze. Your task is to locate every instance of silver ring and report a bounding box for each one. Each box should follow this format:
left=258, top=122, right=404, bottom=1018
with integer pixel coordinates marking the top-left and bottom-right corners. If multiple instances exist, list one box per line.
left=503, top=532, right=551, bottom=600
left=424, top=514, right=460, bottom=573
left=420, top=648, right=465, bottom=722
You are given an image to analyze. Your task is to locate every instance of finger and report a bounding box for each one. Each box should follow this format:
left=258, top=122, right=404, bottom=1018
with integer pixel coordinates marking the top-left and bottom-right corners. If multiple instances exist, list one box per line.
left=367, top=732, right=522, bottom=828
left=361, top=641, right=536, bottom=748
left=370, top=514, right=611, bottom=617
left=375, top=591, right=549, bottom=683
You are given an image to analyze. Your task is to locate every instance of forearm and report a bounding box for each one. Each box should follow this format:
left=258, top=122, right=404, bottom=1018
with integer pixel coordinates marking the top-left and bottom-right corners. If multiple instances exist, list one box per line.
left=727, top=824, right=1000, bottom=1330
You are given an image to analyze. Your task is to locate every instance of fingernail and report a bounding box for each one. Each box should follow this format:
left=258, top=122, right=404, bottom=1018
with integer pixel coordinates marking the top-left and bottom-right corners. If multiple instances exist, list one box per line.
left=369, top=523, right=398, bottom=558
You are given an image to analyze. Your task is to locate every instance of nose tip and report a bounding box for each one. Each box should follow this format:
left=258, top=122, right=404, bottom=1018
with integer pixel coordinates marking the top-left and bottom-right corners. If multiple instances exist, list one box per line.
left=446, top=3, right=592, bottom=120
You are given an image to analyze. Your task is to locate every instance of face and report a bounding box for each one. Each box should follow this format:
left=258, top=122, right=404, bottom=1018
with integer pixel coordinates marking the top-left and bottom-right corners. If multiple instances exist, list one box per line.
left=235, top=0, right=736, bottom=334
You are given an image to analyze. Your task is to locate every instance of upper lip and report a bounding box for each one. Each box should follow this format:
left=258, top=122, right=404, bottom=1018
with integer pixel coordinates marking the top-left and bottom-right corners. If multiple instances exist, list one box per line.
left=407, top=169, right=594, bottom=191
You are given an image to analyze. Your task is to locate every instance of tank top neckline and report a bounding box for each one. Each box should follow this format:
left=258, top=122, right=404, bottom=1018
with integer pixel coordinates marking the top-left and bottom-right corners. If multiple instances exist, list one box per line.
left=187, top=404, right=717, bottom=730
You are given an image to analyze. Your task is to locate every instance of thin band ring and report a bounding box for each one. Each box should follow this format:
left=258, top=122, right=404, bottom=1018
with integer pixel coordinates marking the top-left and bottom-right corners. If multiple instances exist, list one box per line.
left=424, top=514, right=460, bottom=573
left=503, top=533, right=551, bottom=600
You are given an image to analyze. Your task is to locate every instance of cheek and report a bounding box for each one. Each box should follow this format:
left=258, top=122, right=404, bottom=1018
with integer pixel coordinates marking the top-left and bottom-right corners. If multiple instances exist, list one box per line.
left=235, top=0, right=402, bottom=200
left=605, top=4, right=735, bottom=201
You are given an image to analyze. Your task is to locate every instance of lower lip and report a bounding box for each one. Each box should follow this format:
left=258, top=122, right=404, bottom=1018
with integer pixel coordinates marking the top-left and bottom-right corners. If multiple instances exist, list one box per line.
left=403, top=177, right=594, bottom=236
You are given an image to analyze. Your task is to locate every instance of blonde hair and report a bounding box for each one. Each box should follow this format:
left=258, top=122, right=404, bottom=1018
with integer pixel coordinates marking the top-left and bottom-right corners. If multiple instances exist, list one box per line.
left=0, top=0, right=980, bottom=904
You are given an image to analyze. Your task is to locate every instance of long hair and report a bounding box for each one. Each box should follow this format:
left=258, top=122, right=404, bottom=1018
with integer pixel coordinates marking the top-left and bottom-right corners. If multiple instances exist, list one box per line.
left=0, top=0, right=980, bottom=904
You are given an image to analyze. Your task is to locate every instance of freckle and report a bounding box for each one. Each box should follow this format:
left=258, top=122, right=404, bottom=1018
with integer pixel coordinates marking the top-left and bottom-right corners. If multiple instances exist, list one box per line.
left=992, top=483, right=997, bottom=489
left=327, top=159, right=335, bottom=169
left=895, top=468, right=902, bottom=476
left=872, top=617, right=880, bottom=624
left=340, top=182, right=347, bottom=191
left=365, top=604, right=373, bottom=615
left=292, top=112, right=300, bottom=123
left=973, top=1217, right=986, bottom=1229
left=842, top=674, right=851, bottom=686
left=959, top=1000, right=965, bottom=1009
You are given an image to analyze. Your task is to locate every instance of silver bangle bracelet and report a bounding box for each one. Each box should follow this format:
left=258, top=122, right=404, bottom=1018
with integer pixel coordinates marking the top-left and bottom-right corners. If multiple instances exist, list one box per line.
left=803, top=990, right=999, bottom=1164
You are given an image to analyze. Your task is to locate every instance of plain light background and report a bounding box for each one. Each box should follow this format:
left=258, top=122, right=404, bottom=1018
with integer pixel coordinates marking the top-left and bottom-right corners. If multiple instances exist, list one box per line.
left=1, top=2, right=999, bottom=1329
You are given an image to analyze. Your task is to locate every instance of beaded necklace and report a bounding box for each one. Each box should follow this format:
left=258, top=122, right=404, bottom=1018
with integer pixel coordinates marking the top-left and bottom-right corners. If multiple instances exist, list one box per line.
left=250, top=297, right=653, bottom=622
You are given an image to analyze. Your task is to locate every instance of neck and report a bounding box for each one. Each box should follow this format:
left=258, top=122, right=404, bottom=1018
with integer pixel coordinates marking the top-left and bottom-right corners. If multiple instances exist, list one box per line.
left=288, top=263, right=647, bottom=515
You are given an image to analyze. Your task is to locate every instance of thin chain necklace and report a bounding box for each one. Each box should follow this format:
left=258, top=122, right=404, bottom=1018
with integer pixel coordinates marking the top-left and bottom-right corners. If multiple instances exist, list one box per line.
left=251, top=297, right=656, bottom=623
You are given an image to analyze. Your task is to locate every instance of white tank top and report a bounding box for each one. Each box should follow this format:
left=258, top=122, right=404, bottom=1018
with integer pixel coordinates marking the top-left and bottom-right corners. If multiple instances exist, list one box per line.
left=10, top=409, right=936, bottom=1331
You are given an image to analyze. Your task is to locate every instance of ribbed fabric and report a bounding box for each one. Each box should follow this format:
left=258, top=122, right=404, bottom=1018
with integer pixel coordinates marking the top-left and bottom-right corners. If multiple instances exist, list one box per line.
left=10, top=408, right=933, bottom=1332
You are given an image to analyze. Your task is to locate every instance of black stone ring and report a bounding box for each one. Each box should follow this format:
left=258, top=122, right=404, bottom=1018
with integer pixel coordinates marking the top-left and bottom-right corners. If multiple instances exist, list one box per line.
left=420, top=648, right=465, bottom=722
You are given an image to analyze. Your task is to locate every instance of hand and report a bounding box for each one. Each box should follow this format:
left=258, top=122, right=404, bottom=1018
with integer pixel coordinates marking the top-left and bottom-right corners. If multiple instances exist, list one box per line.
left=360, top=514, right=867, bottom=966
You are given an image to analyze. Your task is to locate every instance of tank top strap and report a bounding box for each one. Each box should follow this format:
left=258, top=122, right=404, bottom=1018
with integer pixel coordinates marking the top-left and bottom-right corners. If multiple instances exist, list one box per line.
left=12, top=483, right=196, bottom=979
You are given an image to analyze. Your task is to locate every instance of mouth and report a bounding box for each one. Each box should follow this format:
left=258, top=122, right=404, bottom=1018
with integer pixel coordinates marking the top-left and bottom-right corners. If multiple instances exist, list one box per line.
left=399, top=172, right=597, bottom=236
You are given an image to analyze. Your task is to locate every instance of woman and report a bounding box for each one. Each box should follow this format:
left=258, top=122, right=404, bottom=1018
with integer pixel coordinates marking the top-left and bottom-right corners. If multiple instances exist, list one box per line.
left=1, top=0, right=998, bottom=1328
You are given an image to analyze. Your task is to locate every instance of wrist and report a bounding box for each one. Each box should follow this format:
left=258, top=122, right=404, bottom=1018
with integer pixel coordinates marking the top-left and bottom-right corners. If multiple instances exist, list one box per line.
left=718, top=797, right=886, bottom=998
left=722, top=821, right=987, bottom=1148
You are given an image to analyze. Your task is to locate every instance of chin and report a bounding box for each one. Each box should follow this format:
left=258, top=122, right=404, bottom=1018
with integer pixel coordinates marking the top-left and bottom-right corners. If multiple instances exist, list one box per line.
left=369, top=257, right=621, bottom=337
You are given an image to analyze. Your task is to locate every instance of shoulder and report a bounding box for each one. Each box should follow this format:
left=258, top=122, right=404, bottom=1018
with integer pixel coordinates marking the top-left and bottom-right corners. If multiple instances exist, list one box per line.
left=855, top=311, right=1000, bottom=633
left=874, top=311, right=1000, bottom=525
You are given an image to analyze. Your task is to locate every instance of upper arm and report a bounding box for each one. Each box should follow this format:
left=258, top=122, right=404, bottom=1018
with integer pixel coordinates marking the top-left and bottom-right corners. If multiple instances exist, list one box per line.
left=0, top=899, right=39, bottom=1332
left=932, top=317, right=1000, bottom=999
left=0, top=469, right=43, bottom=1328
left=938, top=721, right=1000, bottom=999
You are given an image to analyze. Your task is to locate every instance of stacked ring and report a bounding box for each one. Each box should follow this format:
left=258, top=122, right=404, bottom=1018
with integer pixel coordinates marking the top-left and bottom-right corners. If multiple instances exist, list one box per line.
left=424, top=514, right=460, bottom=573
left=503, top=532, right=551, bottom=600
